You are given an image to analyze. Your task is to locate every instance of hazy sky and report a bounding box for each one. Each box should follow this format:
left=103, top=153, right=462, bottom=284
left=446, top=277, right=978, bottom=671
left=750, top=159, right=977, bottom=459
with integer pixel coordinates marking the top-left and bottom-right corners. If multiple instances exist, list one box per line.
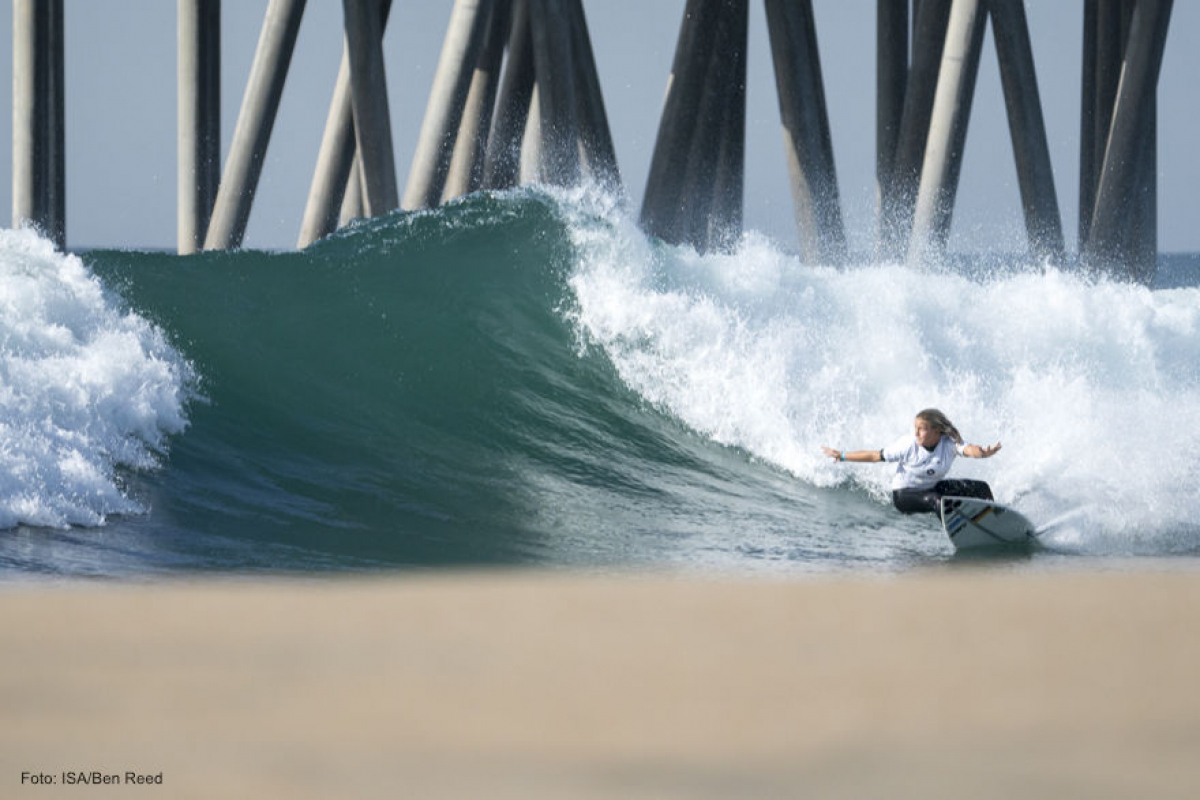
left=3, top=1, right=1200, bottom=253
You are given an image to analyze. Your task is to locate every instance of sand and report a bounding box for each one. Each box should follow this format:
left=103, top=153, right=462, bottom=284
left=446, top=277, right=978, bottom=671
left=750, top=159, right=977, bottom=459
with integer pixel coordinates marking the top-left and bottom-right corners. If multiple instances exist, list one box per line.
left=2, top=567, right=1198, bottom=798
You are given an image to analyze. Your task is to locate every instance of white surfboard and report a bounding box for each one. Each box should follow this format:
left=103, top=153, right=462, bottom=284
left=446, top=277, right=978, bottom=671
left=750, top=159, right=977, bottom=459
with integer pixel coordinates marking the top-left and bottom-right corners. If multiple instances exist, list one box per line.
left=939, top=496, right=1038, bottom=550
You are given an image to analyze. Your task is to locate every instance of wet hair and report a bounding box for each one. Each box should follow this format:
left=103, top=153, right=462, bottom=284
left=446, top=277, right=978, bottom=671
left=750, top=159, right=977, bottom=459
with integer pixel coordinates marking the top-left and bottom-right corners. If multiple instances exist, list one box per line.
left=916, top=408, right=963, bottom=444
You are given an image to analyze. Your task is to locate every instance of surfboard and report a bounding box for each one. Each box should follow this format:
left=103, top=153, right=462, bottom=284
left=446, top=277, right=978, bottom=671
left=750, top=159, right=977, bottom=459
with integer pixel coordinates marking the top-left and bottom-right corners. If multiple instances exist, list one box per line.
left=939, top=496, right=1038, bottom=550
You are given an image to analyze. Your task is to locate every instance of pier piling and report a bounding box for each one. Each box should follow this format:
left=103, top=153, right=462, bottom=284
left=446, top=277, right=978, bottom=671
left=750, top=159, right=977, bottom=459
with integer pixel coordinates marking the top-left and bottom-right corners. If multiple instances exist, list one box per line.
left=522, top=88, right=549, bottom=186
left=884, top=0, right=951, bottom=260
left=402, top=0, right=493, bottom=211
left=680, top=0, right=746, bottom=252
left=204, top=0, right=306, bottom=251
left=12, top=0, right=65, bottom=249
left=4, top=0, right=1183, bottom=275
left=990, top=0, right=1064, bottom=263
left=178, top=0, right=221, bottom=254
left=342, top=0, right=399, bottom=218
left=1084, top=0, right=1172, bottom=283
left=528, top=0, right=582, bottom=186
left=46, top=0, right=63, bottom=250
left=442, top=0, right=510, bottom=202
left=765, top=0, right=847, bottom=265
left=908, top=0, right=987, bottom=265
left=341, top=156, right=366, bottom=226
left=641, top=0, right=747, bottom=253
left=482, top=0, right=535, bottom=191
left=876, top=0, right=908, bottom=252
left=640, top=0, right=719, bottom=248
left=298, top=49, right=357, bottom=247
left=1079, top=0, right=1106, bottom=249
left=566, top=0, right=620, bottom=191
left=298, top=0, right=393, bottom=247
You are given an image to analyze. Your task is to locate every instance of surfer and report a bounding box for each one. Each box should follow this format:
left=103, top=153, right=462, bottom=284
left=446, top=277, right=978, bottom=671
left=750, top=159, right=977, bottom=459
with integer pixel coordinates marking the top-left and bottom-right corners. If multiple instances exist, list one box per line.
left=822, top=408, right=1002, bottom=514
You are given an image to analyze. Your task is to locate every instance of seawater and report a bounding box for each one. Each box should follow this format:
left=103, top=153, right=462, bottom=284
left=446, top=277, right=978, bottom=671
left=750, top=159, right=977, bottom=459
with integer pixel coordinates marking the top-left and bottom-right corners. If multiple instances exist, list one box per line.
left=2, top=188, right=1199, bottom=578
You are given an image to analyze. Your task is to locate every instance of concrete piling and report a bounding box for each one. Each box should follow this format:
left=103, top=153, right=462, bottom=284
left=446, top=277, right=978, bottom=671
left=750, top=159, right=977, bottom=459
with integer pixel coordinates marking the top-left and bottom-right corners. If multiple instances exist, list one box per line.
left=12, top=0, right=65, bottom=249
left=402, top=0, right=494, bottom=211
left=876, top=0, right=908, bottom=250
left=641, top=0, right=720, bottom=247
left=1135, top=92, right=1157, bottom=277
left=641, top=0, right=744, bottom=252
left=5, top=0, right=1179, bottom=272
left=527, top=0, right=582, bottom=186
left=298, top=50, right=357, bottom=247
left=1079, top=0, right=1162, bottom=282
left=482, top=0, right=535, bottom=191
left=884, top=0, right=951, bottom=260
left=342, top=0, right=399, bottom=219
left=1079, top=0, right=1099, bottom=249
left=297, top=0, right=393, bottom=247
left=340, top=155, right=366, bottom=227
left=764, top=0, right=847, bottom=265
left=990, top=0, right=1063, bottom=262
left=442, top=0, right=510, bottom=202
left=178, top=0, right=221, bottom=254
left=566, top=0, right=620, bottom=190
left=204, top=0, right=306, bottom=251
left=908, top=0, right=986, bottom=265
left=1084, top=0, right=1172, bottom=283
left=705, top=11, right=747, bottom=252
left=1119, top=0, right=1156, bottom=277
left=1079, top=0, right=1126, bottom=250
left=676, top=0, right=746, bottom=252
left=46, top=0, right=64, bottom=250
left=519, top=86, right=544, bottom=185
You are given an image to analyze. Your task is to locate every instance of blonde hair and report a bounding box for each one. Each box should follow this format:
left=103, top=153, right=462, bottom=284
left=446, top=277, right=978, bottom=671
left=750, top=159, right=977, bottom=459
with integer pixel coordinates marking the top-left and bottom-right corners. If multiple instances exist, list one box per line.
left=916, top=408, right=962, bottom=444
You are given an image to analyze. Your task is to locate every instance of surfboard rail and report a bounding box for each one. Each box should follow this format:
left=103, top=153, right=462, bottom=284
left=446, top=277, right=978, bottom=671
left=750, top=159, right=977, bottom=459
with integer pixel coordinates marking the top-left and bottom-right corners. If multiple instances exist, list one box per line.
left=940, top=496, right=1037, bottom=550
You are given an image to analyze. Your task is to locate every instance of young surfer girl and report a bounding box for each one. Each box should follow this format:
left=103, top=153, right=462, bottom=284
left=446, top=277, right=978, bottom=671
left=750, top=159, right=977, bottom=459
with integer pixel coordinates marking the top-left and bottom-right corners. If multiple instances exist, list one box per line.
left=822, top=408, right=1002, bottom=514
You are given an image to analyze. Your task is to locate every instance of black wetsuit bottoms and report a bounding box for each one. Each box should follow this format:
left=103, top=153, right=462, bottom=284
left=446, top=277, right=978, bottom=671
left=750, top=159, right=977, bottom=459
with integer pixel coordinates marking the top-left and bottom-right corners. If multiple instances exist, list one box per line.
left=891, top=479, right=993, bottom=515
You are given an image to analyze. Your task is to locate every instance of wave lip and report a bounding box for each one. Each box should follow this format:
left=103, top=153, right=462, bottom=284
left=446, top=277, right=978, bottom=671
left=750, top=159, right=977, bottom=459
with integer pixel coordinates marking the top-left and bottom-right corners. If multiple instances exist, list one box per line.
left=1, top=229, right=194, bottom=528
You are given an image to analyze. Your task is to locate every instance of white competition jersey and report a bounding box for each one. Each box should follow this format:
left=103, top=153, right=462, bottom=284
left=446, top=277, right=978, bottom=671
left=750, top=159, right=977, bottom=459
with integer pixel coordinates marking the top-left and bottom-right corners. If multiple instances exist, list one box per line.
left=882, top=435, right=965, bottom=490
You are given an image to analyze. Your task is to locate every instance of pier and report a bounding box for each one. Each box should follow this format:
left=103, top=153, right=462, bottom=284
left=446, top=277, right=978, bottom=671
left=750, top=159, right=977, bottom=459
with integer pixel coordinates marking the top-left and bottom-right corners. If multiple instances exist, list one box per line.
left=7, top=0, right=1180, bottom=283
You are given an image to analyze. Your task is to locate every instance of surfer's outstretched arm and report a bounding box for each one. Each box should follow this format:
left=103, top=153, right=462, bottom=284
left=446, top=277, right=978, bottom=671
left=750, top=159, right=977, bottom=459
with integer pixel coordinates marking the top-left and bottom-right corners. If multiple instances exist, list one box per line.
left=821, top=446, right=882, bottom=463
left=961, top=442, right=1002, bottom=458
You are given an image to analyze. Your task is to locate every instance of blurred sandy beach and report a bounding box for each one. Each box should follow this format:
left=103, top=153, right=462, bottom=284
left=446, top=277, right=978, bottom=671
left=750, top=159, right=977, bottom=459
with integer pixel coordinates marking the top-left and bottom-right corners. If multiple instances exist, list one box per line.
left=2, top=568, right=1198, bottom=798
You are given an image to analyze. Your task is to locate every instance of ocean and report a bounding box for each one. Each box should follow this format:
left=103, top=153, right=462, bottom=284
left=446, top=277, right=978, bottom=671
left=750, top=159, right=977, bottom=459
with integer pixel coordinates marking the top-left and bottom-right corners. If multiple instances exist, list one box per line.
left=2, top=187, right=1199, bottom=578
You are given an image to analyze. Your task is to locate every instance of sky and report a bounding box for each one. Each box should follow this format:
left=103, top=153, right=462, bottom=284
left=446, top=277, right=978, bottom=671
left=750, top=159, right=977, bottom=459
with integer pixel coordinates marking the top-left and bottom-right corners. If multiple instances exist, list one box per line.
left=3, top=0, right=1200, bottom=254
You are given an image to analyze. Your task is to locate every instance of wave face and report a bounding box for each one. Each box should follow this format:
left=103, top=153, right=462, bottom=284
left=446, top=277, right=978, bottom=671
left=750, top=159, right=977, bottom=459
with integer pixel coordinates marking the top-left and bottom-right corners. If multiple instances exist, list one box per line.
left=3, top=190, right=1199, bottom=575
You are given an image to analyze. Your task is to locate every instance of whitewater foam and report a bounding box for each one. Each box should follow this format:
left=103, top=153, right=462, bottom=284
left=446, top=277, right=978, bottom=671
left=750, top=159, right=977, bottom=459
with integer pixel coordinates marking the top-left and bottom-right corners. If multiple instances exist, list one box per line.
left=563, top=197, right=1200, bottom=548
left=1, top=229, right=194, bottom=528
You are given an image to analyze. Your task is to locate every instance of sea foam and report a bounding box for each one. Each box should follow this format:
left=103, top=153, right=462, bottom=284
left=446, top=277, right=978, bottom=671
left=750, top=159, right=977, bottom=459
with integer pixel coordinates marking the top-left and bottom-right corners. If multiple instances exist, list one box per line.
left=565, top=196, right=1200, bottom=547
left=1, top=229, right=193, bottom=528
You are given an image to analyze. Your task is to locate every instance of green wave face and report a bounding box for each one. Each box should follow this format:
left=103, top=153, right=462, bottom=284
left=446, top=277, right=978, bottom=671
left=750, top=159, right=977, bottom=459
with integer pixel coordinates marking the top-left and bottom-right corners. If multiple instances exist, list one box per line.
left=79, top=191, right=829, bottom=571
